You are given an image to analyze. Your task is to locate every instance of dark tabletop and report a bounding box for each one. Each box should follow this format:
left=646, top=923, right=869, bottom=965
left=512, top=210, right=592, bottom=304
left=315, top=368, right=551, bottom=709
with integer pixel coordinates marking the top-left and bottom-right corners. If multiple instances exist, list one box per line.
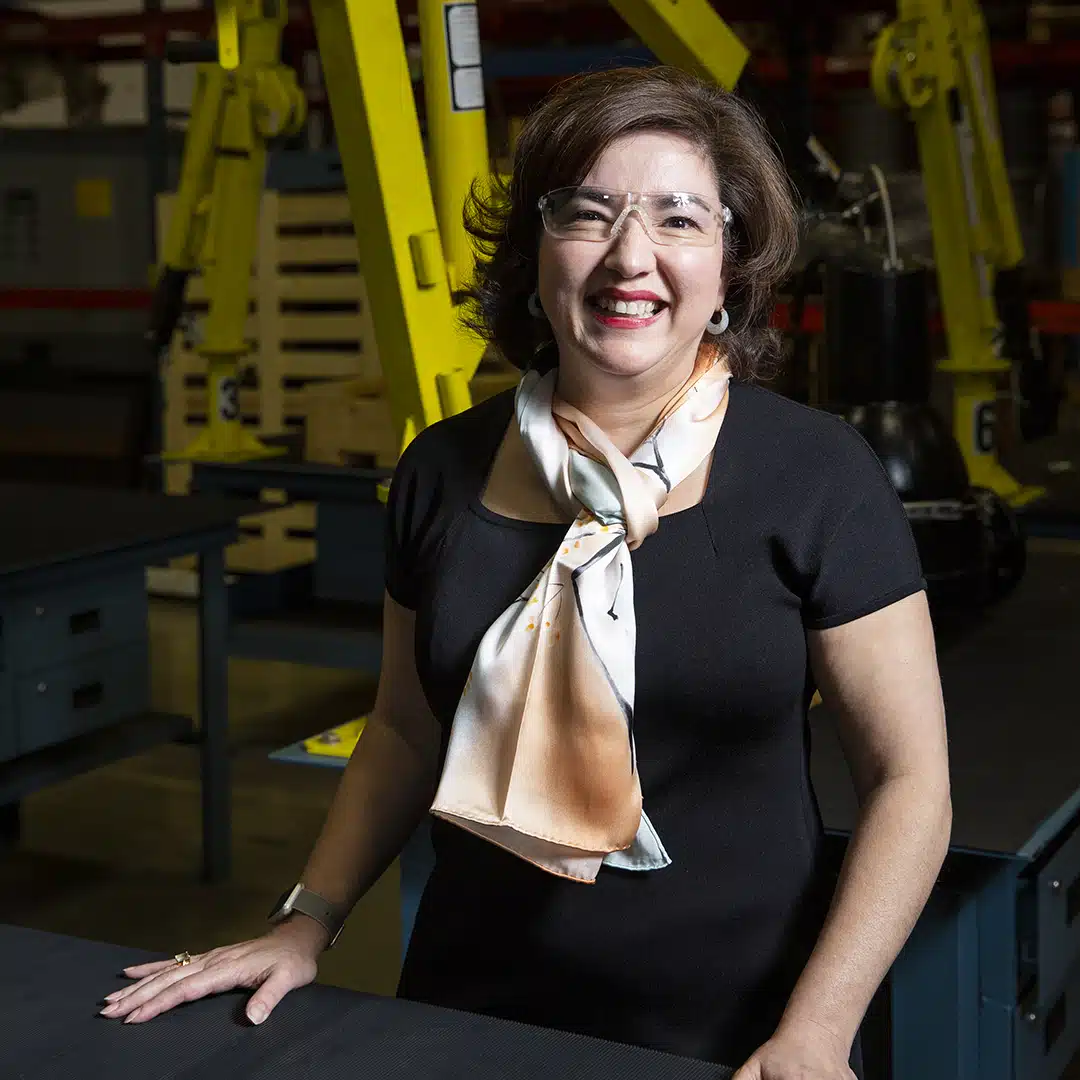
left=0, top=925, right=729, bottom=1080
left=0, top=483, right=261, bottom=579
left=1006, top=432, right=1080, bottom=526
left=811, top=549, right=1080, bottom=860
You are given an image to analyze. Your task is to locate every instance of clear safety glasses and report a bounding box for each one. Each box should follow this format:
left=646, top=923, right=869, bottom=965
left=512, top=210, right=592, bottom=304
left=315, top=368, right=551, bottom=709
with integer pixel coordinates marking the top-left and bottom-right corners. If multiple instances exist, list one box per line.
left=538, top=186, right=732, bottom=247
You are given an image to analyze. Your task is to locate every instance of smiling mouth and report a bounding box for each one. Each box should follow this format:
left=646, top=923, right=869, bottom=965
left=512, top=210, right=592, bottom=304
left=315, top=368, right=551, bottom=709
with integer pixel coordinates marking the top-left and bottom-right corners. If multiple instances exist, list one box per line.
left=587, top=295, right=668, bottom=319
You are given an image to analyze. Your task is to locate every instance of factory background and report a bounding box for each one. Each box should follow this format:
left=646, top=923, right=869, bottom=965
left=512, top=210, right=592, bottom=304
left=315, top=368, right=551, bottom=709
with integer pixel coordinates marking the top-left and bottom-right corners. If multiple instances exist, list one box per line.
left=1, top=1, right=1080, bottom=1077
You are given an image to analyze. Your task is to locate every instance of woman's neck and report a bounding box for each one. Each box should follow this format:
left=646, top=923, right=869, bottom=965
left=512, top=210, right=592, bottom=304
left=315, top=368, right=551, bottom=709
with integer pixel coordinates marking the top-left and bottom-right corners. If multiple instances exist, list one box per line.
left=554, top=349, right=702, bottom=455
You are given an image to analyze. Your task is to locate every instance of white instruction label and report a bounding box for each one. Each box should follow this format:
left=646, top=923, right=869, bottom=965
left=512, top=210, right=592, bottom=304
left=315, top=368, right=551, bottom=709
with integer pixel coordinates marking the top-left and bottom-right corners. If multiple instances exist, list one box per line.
left=445, top=2, right=484, bottom=112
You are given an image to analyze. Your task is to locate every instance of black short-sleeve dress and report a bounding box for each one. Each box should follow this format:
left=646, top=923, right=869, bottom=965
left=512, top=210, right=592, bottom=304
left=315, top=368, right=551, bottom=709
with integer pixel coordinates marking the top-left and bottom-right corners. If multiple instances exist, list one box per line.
left=383, top=379, right=925, bottom=1072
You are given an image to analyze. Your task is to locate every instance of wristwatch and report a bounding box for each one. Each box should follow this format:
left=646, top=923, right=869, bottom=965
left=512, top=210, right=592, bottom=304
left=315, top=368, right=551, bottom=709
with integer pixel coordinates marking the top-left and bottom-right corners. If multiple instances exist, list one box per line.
left=267, top=884, right=349, bottom=948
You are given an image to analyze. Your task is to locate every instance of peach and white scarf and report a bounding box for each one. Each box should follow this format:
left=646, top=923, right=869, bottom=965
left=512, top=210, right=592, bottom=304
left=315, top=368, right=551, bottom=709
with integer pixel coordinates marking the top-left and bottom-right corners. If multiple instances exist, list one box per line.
left=430, top=344, right=732, bottom=882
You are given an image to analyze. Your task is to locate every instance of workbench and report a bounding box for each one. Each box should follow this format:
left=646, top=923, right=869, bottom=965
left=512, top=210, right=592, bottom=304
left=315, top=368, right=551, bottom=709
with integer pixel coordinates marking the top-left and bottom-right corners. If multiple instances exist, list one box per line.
left=812, top=546, right=1080, bottom=1080
left=0, top=924, right=732, bottom=1080
left=189, top=460, right=386, bottom=671
left=0, top=482, right=255, bottom=883
left=1008, top=432, right=1080, bottom=540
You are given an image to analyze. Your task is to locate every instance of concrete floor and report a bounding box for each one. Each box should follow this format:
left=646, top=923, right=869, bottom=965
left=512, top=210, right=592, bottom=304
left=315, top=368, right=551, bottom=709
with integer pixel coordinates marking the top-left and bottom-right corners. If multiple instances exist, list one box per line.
left=0, top=597, right=404, bottom=998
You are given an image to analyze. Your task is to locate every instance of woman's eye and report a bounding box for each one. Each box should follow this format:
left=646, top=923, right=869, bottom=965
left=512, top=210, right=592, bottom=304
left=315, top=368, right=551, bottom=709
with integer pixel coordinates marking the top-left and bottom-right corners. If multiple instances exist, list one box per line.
left=664, top=216, right=700, bottom=231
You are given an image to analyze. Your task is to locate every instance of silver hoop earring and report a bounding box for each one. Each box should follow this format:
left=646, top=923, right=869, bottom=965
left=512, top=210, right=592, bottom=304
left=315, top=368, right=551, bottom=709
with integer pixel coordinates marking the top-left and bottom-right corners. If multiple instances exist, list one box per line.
left=706, top=308, right=729, bottom=335
left=528, top=290, right=545, bottom=319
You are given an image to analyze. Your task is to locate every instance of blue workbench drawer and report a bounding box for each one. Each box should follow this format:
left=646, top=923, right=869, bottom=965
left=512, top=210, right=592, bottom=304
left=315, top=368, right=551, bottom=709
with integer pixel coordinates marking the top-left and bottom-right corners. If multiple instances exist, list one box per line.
left=1, top=569, right=148, bottom=676
left=0, top=671, right=14, bottom=764
left=13, top=641, right=150, bottom=757
left=1016, top=955, right=1080, bottom=1080
left=1032, top=819, right=1080, bottom=1010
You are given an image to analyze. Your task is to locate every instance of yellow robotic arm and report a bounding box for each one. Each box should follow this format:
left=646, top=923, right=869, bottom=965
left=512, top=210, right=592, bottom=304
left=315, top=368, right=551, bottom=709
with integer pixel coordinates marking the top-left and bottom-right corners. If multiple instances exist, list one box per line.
left=154, top=0, right=307, bottom=464
left=871, top=0, right=1042, bottom=504
left=158, top=0, right=1039, bottom=499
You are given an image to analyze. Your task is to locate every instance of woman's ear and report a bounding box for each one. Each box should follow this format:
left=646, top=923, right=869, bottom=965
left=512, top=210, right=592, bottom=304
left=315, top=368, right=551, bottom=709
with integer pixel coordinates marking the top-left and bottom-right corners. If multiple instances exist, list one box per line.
left=716, top=266, right=730, bottom=311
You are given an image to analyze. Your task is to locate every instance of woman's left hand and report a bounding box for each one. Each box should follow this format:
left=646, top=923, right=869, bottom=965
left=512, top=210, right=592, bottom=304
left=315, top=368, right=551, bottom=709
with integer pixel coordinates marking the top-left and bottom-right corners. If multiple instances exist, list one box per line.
left=731, top=1019, right=856, bottom=1080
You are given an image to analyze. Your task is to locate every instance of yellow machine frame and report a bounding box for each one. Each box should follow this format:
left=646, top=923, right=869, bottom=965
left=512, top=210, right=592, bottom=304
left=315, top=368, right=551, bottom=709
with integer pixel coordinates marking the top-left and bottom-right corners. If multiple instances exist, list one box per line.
left=871, top=0, right=1042, bottom=504
left=156, top=0, right=307, bottom=463
left=161, top=0, right=1040, bottom=505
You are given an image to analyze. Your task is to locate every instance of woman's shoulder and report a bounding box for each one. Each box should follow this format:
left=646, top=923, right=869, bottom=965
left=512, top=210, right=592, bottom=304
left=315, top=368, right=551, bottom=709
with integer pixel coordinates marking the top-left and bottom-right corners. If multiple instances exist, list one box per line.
left=728, top=380, right=885, bottom=479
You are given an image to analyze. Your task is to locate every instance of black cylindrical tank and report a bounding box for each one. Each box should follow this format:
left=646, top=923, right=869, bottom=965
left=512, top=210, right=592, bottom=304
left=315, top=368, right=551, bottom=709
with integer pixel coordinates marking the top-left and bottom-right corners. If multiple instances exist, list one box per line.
left=824, top=257, right=932, bottom=405
left=819, top=249, right=1023, bottom=609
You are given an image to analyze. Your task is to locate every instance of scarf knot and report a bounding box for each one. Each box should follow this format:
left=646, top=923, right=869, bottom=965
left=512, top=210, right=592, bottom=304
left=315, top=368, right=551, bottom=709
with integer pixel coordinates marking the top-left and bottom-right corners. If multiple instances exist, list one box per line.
left=430, top=345, right=732, bottom=882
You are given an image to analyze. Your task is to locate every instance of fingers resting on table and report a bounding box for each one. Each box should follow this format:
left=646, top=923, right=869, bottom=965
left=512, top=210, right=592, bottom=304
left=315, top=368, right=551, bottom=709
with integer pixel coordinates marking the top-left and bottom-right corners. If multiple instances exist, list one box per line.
left=99, top=938, right=316, bottom=1025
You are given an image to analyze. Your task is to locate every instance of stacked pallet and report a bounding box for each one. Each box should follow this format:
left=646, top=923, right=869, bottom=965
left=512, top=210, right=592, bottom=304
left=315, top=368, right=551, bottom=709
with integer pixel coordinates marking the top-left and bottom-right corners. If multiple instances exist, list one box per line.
left=305, top=366, right=521, bottom=469
left=156, top=189, right=519, bottom=569
left=157, top=190, right=379, bottom=568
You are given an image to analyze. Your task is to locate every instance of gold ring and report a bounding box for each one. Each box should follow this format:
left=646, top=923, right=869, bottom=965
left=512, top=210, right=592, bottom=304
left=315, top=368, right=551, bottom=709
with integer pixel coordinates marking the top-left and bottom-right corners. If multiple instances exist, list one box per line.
left=174, top=951, right=192, bottom=966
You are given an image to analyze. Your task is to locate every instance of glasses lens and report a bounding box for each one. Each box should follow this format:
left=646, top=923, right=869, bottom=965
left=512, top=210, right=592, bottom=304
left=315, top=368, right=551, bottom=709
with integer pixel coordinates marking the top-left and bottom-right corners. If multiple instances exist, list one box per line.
left=541, top=187, right=620, bottom=240
left=540, top=188, right=720, bottom=246
left=643, top=193, right=719, bottom=245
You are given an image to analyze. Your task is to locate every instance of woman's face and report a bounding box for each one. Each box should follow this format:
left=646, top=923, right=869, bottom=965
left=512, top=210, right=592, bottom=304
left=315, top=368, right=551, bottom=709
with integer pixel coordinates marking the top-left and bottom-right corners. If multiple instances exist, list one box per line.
left=536, top=131, right=727, bottom=385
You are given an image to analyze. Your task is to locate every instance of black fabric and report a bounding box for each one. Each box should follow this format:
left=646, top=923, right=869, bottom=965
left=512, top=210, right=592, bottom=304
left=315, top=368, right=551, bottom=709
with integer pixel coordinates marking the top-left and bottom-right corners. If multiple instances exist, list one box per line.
left=0, top=925, right=728, bottom=1080
left=384, top=381, right=923, bottom=1073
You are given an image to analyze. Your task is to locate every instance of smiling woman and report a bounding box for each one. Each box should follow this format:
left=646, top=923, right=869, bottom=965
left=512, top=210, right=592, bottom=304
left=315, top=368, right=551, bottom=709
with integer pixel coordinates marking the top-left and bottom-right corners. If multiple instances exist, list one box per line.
left=458, top=65, right=799, bottom=387
left=99, top=64, right=949, bottom=1080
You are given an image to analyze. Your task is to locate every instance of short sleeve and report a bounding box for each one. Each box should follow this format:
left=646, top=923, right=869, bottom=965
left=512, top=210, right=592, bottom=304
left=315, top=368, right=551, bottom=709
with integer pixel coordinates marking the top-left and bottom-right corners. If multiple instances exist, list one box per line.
left=383, top=439, right=430, bottom=610
left=382, top=391, right=515, bottom=610
left=801, top=423, right=926, bottom=630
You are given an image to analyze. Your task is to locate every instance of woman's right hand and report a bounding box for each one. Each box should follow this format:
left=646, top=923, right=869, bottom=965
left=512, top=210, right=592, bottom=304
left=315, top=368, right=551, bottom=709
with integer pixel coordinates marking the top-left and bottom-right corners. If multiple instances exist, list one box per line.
left=98, top=916, right=328, bottom=1026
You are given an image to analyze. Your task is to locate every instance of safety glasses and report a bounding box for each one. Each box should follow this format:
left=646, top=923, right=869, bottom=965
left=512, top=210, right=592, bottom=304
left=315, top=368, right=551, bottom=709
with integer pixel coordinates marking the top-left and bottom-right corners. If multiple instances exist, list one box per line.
left=538, top=186, right=732, bottom=247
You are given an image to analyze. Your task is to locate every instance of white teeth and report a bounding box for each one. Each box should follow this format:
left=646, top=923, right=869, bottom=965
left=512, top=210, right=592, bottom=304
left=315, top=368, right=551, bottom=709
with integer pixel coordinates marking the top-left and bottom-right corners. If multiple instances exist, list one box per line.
left=593, top=295, right=660, bottom=317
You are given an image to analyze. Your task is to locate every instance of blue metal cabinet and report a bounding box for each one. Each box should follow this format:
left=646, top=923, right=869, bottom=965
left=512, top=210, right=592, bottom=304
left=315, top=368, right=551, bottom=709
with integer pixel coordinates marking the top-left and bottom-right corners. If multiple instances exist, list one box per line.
left=0, top=568, right=150, bottom=760
left=3, top=569, right=148, bottom=674
left=1014, top=958, right=1080, bottom=1080
left=885, top=837, right=1080, bottom=1080
left=13, top=640, right=150, bottom=757
left=0, top=670, right=14, bottom=764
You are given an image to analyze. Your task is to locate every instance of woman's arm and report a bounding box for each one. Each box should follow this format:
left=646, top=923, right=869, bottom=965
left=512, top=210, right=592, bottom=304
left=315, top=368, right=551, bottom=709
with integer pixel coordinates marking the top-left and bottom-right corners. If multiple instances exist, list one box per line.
left=101, top=592, right=443, bottom=1024
left=279, top=592, right=443, bottom=950
left=778, top=589, right=952, bottom=1052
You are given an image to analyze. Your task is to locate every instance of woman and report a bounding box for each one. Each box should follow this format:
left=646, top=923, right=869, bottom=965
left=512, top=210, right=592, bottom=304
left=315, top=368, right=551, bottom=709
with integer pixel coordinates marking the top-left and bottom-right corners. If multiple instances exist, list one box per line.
left=100, top=66, right=951, bottom=1080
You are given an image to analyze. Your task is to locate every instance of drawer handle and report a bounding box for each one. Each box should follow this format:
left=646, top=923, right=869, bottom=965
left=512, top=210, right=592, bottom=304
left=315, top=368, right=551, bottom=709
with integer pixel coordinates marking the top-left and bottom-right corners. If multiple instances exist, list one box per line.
left=69, top=609, right=101, bottom=636
left=1066, top=874, right=1080, bottom=926
left=1046, top=991, right=1066, bottom=1052
left=72, top=682, right=104, bottom=710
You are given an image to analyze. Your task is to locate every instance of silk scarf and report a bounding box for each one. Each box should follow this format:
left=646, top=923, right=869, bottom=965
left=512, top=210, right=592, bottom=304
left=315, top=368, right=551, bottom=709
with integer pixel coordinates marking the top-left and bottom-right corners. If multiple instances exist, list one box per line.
left=430, top=343, right=732, bottom=882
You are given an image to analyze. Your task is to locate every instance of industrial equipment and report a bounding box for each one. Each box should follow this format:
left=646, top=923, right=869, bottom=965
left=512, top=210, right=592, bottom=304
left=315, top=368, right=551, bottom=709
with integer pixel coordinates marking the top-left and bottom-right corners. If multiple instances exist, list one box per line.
left=870, top=0, right=1046, bottom=504
left=149, top=0, right=306, bottom=464
left=807, top=172, right=1027, bottom=607
left=150, top=0, right=490, bottom=469
left=153, top=0, right=1040, bottom=602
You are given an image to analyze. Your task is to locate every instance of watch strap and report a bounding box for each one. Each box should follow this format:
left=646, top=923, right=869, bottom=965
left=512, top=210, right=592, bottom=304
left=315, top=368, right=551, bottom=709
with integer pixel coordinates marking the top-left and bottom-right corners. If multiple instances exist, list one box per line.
left=288, top=886, right=349, bottom=947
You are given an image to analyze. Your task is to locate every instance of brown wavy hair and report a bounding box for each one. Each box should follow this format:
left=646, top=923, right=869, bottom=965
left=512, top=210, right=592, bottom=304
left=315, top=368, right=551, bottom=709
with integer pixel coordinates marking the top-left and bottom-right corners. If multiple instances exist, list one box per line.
left=457, top=65, right=800, bottom=381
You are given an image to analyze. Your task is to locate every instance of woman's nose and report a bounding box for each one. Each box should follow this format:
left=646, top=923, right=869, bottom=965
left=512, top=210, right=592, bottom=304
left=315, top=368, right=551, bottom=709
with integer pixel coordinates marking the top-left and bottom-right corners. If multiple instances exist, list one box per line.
left=603, top=213, right=657, bottom=277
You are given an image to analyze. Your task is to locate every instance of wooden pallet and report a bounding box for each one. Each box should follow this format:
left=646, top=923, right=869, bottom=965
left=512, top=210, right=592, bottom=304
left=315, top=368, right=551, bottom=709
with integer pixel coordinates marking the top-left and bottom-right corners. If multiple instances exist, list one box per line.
left=157, top=190, right=382, bottom=570
left=157, top=189, right=379, bottom=455
left=156, top=189, right=516, bottom=569
left=305, top=366, right=521, bottom=468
